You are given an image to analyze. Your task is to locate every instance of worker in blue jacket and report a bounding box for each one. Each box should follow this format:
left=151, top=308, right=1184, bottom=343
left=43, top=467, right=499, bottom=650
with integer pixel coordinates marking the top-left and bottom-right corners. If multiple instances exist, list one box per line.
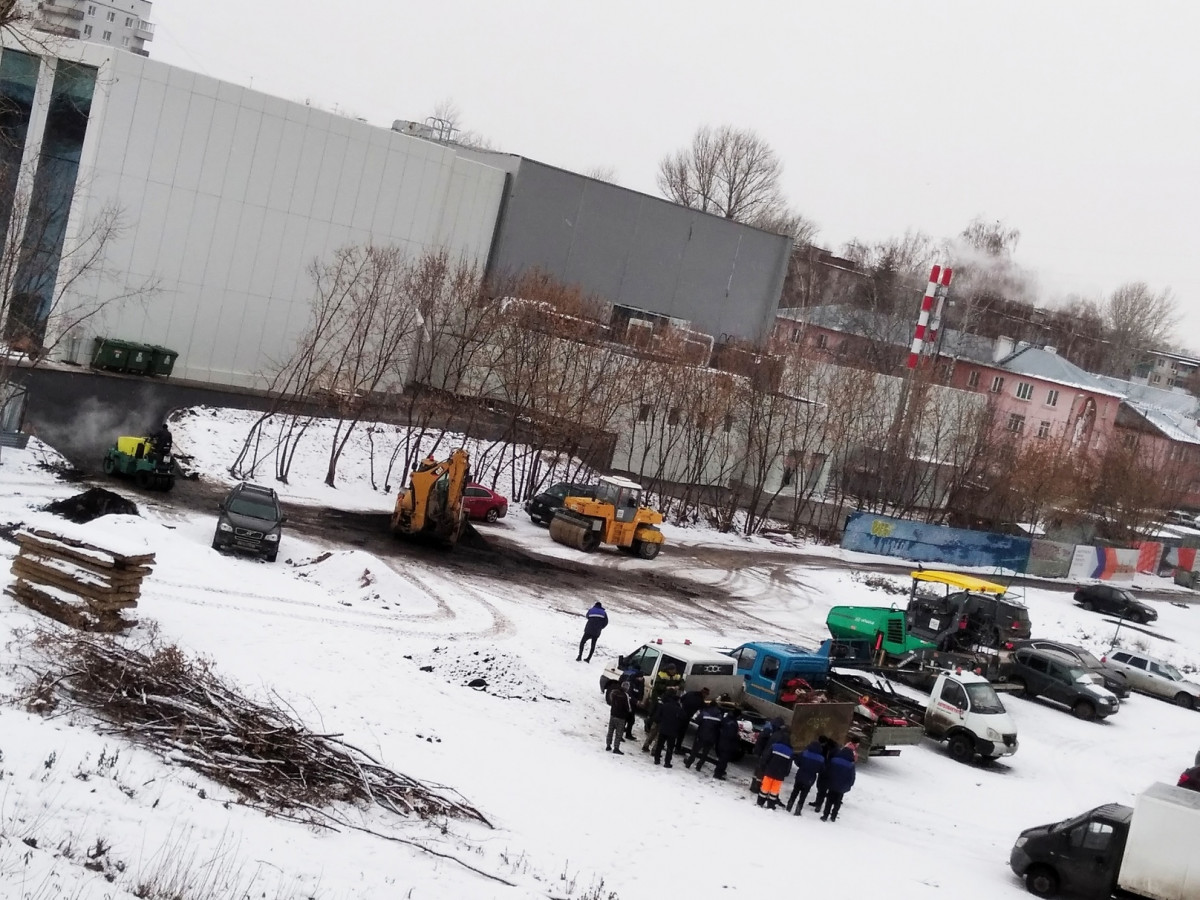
left=821, top=746, right=857, bottom=822
left=576, top=602, right=608, bottom=662
left=786, top=740, right=827, bottom=814
left=757, top=734, right=794, bottom=810
left=684, top=700, right=724, bottom=772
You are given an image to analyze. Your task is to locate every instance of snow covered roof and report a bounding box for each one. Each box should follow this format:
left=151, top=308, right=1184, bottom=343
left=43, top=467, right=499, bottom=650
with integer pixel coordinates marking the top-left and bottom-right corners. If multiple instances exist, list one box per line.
left=995, top=346, right=1125, bottom=398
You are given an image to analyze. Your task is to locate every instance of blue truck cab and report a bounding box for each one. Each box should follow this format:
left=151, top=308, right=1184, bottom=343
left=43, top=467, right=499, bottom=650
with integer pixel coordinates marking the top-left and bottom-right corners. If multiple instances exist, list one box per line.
left=726, top=641, right=834, bottom=702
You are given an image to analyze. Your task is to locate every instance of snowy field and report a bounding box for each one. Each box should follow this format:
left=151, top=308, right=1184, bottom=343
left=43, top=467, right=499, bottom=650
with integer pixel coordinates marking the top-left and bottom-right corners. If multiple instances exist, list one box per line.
left=1, top=424, right=1199, bottom=899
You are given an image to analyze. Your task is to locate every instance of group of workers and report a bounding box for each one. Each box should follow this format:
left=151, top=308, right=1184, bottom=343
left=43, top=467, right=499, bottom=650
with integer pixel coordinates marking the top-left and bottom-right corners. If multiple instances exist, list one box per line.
left=601, top=658, right=858, bottom=821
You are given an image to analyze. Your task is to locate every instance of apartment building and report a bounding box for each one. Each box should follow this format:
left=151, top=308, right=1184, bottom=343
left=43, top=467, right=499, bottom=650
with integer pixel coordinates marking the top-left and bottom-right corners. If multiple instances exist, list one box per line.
left=24, top=0, right=154, bottom=56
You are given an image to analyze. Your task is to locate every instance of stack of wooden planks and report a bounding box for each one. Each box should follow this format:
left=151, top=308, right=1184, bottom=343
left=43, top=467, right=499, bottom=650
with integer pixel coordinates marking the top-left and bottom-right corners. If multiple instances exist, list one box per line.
left=7, top=529, right=155, bottom=631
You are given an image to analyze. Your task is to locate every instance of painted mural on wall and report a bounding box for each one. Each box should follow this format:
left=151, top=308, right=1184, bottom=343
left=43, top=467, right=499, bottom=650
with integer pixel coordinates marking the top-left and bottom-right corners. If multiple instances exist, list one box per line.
left=840, top=512, right=1032, bottom=571
left=1067, top=545, right=1138, bottom=583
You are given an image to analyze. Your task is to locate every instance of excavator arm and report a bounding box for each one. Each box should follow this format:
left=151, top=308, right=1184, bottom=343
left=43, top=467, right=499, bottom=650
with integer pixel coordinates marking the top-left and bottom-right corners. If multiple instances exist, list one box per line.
left=391, top=449, right=471, bottom=545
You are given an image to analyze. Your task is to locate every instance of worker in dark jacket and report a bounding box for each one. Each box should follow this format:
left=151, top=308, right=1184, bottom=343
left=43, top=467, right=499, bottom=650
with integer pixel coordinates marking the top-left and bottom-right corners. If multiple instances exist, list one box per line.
left=620, top=665, right=645, bottom=738
left=684, top=700, right=724, bottom=771
left=150, top=423, right=172, bottom=458
left=577, top=602, right=608, bottom=662
left=641, top=664, right=682, bottom=750
left=605, top=681, right=632, bottom=754
left=651, top=689, right=687, bottom=767
left=821, top=746, right=857, bottom=821
left=809, top=735, right=838, bottom=811
left=712, top=709, right=742, bottom=780
left=787, top=740, right=827, bottom=814
left=757, top=735, right=794, bottom=809
left=675, top=686, right=709, bottom=753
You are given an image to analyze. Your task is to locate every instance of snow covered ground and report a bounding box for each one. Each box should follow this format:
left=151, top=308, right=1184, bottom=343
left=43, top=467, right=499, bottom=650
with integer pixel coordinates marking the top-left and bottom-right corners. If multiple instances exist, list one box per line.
left=2, top=422, right=1199, bottom=899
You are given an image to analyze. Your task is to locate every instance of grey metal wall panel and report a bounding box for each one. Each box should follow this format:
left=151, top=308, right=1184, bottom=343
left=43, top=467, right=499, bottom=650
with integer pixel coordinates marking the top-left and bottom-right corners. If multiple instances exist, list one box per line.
left=488, top=159, right=790, bottom=342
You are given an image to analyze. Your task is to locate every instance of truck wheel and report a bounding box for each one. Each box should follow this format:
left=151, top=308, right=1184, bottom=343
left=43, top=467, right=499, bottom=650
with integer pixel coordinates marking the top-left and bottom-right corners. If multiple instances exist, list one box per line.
left=1174, top=692, right=1195, bottom=710
left=134, top=469, right=151, bottom=489
left=1025, top=865, right=1059, bottom=897
left=102, top=457, right=116, bottom=475
left=1080, top=600, right=1094, bottom=611
left=947, top=733, right=974, bottom=764
left=1072, top=700, right=1096, bottom=721
left=1007, top=677, right=1031, bottom=698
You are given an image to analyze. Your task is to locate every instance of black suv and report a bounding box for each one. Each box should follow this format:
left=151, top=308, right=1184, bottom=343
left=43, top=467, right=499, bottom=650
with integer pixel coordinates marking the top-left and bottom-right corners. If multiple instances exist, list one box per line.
left=1004, top=646, right=1120, bottom=720
left=1073, top=584, right=1157, bottom=624
left=1008, top=639, right=1130, bottom=699
left=524, top=481, right=595, bottom=526
left=908, top=590, right=1032, bottom=650
left=213, top=483, right=285, bottom=562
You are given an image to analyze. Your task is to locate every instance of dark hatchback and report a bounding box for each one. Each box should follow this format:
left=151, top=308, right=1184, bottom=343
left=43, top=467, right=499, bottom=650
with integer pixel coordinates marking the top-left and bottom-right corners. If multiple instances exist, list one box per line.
left=212, top=483, right=285, bottom=562
left=1073, top=584, right=1157, bottom=624
left=523, top=481, right=595, bottom=526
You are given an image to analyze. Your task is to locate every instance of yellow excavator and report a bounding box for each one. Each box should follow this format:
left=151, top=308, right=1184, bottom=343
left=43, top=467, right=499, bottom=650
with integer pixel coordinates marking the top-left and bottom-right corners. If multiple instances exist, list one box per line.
left=391, top=449, right=471, bottom=546
left=548, top=475, right=665, bottom=559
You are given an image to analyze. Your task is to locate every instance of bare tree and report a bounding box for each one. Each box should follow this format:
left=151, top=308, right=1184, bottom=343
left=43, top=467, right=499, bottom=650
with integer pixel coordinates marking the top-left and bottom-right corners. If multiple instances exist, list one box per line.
left=657, top=125, right=790, bottom=225
left=1102, top=281, right=1179, bottom=378
left=583, top=165, right=619, bottom=185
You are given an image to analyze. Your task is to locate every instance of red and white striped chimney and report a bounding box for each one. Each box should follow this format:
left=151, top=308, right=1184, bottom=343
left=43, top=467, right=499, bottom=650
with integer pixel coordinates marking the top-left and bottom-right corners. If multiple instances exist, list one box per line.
left=907, top=265, right=954, bottom=369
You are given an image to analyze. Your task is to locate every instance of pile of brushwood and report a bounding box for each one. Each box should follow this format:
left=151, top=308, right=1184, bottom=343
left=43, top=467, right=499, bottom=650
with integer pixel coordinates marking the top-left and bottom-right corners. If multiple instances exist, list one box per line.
left=22, top=628, right=489, bottom=828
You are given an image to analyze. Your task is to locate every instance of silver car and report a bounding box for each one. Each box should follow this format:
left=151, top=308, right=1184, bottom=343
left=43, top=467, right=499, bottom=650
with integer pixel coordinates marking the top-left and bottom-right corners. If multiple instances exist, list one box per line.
left=1104, top=650, right=1200, bottom=709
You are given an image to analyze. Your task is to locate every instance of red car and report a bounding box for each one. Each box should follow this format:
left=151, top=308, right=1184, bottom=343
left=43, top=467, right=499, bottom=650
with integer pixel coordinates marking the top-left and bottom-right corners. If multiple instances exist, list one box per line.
left=462, top=483, right=508, bottom=523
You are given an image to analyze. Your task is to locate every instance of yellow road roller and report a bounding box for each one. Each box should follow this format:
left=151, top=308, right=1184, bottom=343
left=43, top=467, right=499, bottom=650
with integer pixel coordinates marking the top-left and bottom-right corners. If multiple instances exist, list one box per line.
left=548, top=475, right=664, bottom=559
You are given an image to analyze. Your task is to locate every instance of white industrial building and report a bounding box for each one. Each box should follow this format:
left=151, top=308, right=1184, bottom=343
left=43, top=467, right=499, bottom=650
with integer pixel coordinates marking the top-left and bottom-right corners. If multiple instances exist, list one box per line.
left=0, top=32, right=506, bottom=386
left=23, top=0, right=154, bottom=56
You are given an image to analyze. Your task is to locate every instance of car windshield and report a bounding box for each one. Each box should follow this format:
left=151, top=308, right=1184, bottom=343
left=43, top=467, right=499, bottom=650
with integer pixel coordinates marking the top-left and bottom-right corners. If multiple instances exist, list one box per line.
left=228, top=496, right=277, bottom=520
left=1075, top=649, right=1103, bottom=668
left=964, top=683, right=1006, bottom=714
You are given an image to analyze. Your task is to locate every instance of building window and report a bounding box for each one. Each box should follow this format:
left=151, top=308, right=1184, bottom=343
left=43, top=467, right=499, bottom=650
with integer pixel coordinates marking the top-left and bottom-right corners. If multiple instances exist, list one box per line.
left=816, top=333, right=828, bottom=350
left=790, top=327, right=801, bottom=344
left=87, top=4, right=95, bottom=15
left=83, top=24, right=92, bottom=35
left=1122, top=433, right=1137, bottom=449
left=967, top=370, right=979, bottom=388
left=1016, top=382, right=1033, bottom=401
left=1151, top=374, right=1162, bottom=384
left=106, top=10, right=115, bottom=21
left=1036, top=421, right=1051, bottom=439
left=723, top=414, right=734, bottom=433
left=122, top=37, right=129, bottom=46
left=1007, top=414, right=1025, bottom=434
left=637, top=403, right=650, bottom=422
left=990, top=376, right=1005, bottom=394
left=667, top=407, right=680, bottom=427
left=1046, top=389, right=1059, bottom=407
left=125, top=16, right=134, bottom=26
left=102, top=29, right=111, bottom=39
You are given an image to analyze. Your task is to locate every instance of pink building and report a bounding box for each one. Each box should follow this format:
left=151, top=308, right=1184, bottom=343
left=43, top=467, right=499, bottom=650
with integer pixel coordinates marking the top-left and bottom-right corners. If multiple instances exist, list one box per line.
left=946, top=340, right=1125, bottom=452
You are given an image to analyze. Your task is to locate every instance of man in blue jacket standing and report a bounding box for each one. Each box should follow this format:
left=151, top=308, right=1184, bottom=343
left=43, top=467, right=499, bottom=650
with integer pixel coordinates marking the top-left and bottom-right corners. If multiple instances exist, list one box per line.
left=822, top=746, right=857, bottom=822
left=577, top=602, right=608, bottom=662
left=786, top=740, right=827, bottom=814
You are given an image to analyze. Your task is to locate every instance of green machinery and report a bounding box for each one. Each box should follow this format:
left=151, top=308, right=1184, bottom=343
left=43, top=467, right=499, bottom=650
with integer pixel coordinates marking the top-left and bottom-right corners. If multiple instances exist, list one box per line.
left=102, top=435, right=175, bottom=491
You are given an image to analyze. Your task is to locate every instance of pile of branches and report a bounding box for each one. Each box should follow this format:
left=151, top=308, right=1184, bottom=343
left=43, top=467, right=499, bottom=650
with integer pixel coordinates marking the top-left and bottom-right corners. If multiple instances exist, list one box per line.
left=23, top=630, right=489, bottom=828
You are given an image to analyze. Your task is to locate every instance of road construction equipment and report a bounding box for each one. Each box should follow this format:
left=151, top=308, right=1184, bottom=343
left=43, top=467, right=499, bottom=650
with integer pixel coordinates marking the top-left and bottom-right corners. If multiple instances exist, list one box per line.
left=391, top=449, right=470, bottom=546
left=102, top=435, right=175, bottom=491
left=548, top=475, right=664, bottom=559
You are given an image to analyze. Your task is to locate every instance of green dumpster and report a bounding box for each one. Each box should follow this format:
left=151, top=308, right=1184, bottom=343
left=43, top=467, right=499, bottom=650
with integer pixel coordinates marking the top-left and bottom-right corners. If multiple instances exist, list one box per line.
left=123, top=343, right=153, bottom=375
left=92, top=338, right=132, bottom=372
left=147, top=345, right=178, bottom=377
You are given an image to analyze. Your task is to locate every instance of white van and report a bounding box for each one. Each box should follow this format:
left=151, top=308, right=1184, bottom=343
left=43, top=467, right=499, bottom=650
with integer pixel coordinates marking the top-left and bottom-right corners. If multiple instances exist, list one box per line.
left=599, top=640, right=743, bottom=708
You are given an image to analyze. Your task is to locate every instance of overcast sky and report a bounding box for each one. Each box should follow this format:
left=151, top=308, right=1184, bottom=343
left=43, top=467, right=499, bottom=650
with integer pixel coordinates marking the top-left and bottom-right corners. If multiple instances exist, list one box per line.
left=150, top=0, right=1199, bottom=350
